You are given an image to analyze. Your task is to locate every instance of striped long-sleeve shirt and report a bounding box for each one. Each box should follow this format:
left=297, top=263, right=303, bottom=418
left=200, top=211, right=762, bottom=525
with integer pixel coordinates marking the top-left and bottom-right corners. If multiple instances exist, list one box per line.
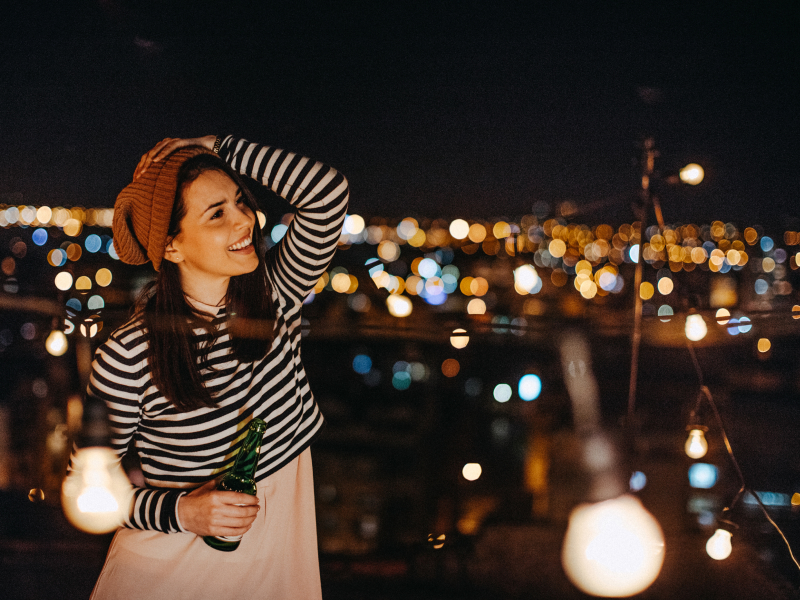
left=87, top=136, right=348, bottom=533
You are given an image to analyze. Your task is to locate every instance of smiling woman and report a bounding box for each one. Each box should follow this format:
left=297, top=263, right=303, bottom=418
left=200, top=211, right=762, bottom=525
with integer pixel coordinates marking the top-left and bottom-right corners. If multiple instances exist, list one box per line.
left=79, top=134, right=349, bottom=600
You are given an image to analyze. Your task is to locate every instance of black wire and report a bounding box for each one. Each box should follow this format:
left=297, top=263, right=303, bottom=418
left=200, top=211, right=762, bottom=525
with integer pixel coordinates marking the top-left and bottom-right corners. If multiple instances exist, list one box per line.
left=687, top=344, right=800, bottom=572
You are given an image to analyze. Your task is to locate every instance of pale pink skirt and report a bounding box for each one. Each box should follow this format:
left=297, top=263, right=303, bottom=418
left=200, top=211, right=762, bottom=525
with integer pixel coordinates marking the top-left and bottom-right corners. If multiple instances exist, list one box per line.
left=91, top=448, right=321, bottom=600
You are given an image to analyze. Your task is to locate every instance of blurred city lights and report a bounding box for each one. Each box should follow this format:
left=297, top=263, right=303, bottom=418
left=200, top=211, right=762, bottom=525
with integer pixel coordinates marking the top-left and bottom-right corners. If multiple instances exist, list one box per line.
left=518, top=374, right=542, bottom=401
left=493, top=384, right=512, bottom=403
left=449, top=219, right=469, bottom=240
left=462, top=463, right=482, bottom=481
left=386, top=294, right=412, bottom=317
left=441, top=358, right=460, bottom=378
left=95, top=268, right=113, bottom=287
left=629, top=471, right=647, bottom=492
left=467, top=298, right=486, bottom=314
left=343, top=214, right=365, bottom=235
left=688, top=463, right=718, bottom=489
left=54, top=272, right=73, bottom=291
left=737, top=316, right=752, bottom=333
left=450, top=328, right=469, bottom=349
left=352, top=354, right=372, bottom=374
left=271, top=223, right=288, bottom=243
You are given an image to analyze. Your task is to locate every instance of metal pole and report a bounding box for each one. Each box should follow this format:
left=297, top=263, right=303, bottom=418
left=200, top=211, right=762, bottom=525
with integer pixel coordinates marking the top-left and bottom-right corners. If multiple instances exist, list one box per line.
left=627, top=138, right=655, bottom=423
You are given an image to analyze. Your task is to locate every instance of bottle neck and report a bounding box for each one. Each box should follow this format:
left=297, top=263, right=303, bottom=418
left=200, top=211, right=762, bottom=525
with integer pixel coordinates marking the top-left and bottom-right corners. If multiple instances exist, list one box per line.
left=229, top=420, right=266, bottom=479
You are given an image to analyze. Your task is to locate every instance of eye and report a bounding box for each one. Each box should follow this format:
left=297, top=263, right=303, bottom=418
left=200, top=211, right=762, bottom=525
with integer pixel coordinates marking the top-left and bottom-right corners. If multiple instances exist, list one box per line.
left=210, top=209, right=223, bottom=220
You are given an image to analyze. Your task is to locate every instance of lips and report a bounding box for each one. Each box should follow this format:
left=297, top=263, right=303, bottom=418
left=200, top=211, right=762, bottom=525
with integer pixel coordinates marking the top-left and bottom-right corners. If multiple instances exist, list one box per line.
left=228, top=236, right=253, bottom=251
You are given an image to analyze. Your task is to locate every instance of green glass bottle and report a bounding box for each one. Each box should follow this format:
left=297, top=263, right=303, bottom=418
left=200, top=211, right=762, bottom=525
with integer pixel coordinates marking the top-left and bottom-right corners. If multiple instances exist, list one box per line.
left=203, top=418, right=267, bottom=552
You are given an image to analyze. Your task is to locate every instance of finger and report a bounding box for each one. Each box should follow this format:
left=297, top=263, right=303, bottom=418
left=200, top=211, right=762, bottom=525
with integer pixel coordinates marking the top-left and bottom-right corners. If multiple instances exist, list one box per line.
left=133, top=138, right=178, bottom=180
left=151, top=138, right=180, bottom=162
left=217, top=491, right=260, bottom=506
left=211, top=504, right=259, bottom=521
left=218, top=513, right=259, bottom=527
left=211, top=525, right=253, bottom=537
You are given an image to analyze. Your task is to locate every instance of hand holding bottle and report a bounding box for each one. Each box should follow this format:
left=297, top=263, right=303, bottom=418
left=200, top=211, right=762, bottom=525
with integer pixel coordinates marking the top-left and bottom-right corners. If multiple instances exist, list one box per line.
left=178, top=479, right=260, bottom=538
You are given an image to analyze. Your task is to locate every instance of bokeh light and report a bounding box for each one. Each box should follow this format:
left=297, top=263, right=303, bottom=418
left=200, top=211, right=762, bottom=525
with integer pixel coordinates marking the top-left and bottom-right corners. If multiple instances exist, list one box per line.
left=450, top=328, right=469, bottom=349
left=54, top=272, right=73, bottom=291
left=518, top=374, right=542, bottom=401
left=688, top=463, right=718, bottom=489
left=462, top=463, right=482, bottom=481
left=386, top=294, right=412, bottom=317
left=95, top=268, right=113, bottom=287
left=449, top=219, right=469, bottom=239
left=467, top=298, right=486, bottom=314
left=493, top=383, right=512, bottom=403
left=32, top=228, right=48, bottom=246
left=441, top=358, right=460, bottom=378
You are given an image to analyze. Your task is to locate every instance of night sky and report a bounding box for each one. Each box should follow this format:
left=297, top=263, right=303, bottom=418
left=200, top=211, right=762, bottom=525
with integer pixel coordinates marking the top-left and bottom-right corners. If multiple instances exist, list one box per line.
left=2, top=1, right=798, bottom=226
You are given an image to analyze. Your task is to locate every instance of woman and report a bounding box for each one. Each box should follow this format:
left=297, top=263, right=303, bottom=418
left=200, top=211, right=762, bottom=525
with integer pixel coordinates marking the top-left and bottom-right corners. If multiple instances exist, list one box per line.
left=87, top=134, right=348, bottom=599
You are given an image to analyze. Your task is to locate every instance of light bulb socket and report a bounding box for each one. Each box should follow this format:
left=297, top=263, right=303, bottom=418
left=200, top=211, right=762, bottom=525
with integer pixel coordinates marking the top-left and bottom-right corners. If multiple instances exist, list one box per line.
left=715, top=517, right=739, bottom=533
left=77, top=395, right=111, bottom=449
left=581, top=431, right=628, bottom=503
left=686, top=424, right=708, bottom=433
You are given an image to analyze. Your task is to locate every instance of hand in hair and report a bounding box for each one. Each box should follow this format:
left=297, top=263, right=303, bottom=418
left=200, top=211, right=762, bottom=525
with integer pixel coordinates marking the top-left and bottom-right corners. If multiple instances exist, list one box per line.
left=133, top=135, right=217, bottom=181
left=177, top=478, right=260, bottom=537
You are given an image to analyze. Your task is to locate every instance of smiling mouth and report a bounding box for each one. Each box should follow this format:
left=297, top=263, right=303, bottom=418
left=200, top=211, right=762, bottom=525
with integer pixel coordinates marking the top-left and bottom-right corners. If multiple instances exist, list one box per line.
left=228, top=236, right=253, bottom=251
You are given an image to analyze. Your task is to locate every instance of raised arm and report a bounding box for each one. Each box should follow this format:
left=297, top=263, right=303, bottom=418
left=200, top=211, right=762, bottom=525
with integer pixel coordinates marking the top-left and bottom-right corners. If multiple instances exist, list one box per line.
left=218, top=136, right=349, bottom=304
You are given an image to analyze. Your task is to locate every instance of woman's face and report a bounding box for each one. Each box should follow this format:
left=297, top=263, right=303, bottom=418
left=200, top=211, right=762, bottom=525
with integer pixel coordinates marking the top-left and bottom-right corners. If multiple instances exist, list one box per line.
left=164, top=169, right=259, bottom=288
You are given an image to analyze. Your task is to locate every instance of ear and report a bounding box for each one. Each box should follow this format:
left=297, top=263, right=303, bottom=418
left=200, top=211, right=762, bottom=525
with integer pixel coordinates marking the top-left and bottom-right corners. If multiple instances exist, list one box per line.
left=163, top=237, right=184, bottom=264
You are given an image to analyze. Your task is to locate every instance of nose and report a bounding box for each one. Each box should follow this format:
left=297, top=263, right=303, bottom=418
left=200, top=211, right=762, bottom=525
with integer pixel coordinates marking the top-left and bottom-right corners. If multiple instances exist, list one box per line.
left=234, top=201, right=255, bottom=230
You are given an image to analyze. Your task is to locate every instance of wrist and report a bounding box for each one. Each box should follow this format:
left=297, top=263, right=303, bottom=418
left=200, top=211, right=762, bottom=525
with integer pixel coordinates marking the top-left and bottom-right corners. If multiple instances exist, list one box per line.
left=174, top=492, right=188, bottom=533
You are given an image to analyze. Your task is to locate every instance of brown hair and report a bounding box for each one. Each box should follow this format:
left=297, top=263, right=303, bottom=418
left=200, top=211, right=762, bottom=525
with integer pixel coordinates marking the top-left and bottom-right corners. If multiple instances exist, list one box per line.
left=136, top=153, right=275, bottom=411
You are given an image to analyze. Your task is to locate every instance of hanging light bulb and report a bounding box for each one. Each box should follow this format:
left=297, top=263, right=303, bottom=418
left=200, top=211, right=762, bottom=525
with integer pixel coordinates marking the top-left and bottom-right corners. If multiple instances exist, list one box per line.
left=45, top=329, right=68, bottom=356
left=680, top=163, right=704, bottom=185
left=561, top=494, right=665, bottom=597
left=685, top=427, right=709, bottom=459
left=706, top=528, right=733, bottom=560
left=685, top=314, right=708, bottom=341
left=62, top=447, right=132, bottom=534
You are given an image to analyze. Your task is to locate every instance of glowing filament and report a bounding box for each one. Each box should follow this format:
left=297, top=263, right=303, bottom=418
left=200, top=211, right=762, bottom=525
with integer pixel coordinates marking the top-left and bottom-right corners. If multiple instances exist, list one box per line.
left=706, top=529, right=732, bottom=560
left=685, top=429, right=708, bottom=459
left=685, top=314, right=707, bottom=341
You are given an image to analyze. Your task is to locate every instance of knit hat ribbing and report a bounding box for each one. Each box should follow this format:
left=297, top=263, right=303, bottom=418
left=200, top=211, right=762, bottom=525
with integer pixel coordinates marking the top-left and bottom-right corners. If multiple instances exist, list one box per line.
left=112, top=146, right=213, bottom=271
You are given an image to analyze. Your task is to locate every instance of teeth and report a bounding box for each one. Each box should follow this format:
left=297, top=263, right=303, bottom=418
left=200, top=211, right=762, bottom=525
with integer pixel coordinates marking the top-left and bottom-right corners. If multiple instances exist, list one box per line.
left=228, top=237, right=252, bottom=251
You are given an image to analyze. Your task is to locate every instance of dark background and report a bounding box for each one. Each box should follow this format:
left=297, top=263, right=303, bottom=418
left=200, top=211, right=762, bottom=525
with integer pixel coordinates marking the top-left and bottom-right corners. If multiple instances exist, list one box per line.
left=2, top=1, right=798, bottom=224
left=3, top=3, right=800, bottom=598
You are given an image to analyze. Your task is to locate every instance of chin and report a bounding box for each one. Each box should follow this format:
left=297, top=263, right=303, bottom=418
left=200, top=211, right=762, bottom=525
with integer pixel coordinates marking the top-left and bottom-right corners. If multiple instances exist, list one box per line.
left=231, top=256, right=260, bottom=276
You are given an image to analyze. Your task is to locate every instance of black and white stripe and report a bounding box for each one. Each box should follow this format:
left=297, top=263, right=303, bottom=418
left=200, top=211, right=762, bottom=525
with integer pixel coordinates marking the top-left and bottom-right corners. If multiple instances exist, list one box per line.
left=86, top=137, right=348, bottom=533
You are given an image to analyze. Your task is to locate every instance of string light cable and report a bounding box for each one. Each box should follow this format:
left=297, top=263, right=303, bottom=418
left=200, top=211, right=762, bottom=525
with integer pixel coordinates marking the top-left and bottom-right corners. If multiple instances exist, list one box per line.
left=686, top=342, right=800, bottom=572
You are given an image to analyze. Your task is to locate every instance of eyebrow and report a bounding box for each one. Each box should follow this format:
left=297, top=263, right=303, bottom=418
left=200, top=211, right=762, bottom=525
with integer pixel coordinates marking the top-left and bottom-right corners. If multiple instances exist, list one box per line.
left=202, top=189, right=243, bottom=215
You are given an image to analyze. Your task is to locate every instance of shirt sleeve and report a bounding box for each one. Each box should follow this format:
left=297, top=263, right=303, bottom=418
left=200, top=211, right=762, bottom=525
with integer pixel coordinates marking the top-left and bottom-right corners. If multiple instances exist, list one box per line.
left=67, top=325, right=187, bottom=534
left=218, top=135, right=349, bottom=304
